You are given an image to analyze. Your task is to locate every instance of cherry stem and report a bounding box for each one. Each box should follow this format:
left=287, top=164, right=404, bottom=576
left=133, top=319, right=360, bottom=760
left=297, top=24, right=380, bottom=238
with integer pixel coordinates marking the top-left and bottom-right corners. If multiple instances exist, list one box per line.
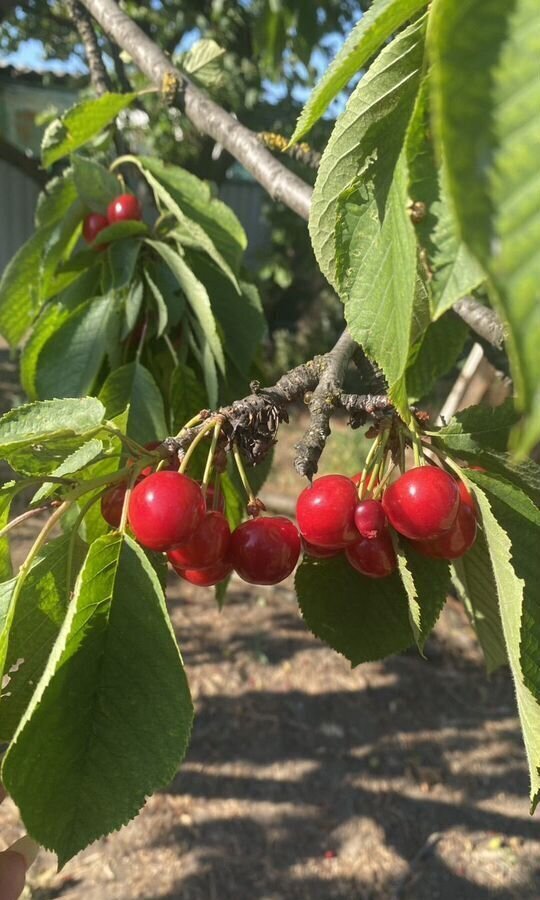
left=135, top=317, right=148, bottom=361
left=175, top=413, right=203, bottom=438
left=178, top=420, right=216, bottom=475
left=422, top=440, right=468, bottom=484
left=119, top=467, right=139, bottom=533
left=410, top=425, right=424, bottom=467
left=357, top=434, right=383, bottom=499
left=0, top=505, right=51, bottom=540
left=232, top=442, right=257, bottom=506
left=372, top=462, right=396, bottom=499
left=163, top=333, right=179, bottom=366
left=201, top=419, right=223, bottom=490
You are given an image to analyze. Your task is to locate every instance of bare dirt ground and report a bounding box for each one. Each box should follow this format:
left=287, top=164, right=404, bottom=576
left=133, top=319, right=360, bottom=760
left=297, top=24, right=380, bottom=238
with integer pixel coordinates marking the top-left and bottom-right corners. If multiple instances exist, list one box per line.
left=0, top=352, right=539, bottom=899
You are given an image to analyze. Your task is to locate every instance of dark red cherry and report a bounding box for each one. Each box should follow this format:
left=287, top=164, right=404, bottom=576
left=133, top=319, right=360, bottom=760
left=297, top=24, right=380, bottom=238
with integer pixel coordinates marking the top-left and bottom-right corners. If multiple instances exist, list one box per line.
left=458, top=478, right=476, bottom=513
left=354, top=499, right=387, bottom=539
left=230, top=516, right=300, bottom=585
left=168, top=511, right=230, bottom=571
left=205, top=484, right=225, bottom=513
left=382, top=466, right=459, bottom=541
left=128, top=470, right=205, bottom=551
left=296, top=475, right=358, bottom=549
left=101, top=483, right=127, bottom=528
left=83, top=212, right=109, bottom=245
left=346, top=530, right=397, bottom=579
left=413, top=498, right=477, bottom=560
left=107, top=193, right=142, bottom=224
left=302, top=538, right=341, bottom=560
left=176, top=560, right=233, bottom=587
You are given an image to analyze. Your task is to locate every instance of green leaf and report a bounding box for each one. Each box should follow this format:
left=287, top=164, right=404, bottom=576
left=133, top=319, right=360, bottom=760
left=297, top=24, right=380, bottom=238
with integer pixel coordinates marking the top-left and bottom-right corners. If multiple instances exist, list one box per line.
left=0, top=535, right=86, bottom=742
left=32, top=296, right=113, bottom=399
left=126, top=157, right=240, bottom=289
left=122, top=279, right=144, bottom=338
left=146, top=261, right=185, bottom=328
left=103, top=239, right=141, bottom=291
left=181, top=38, right=225, bottom=82
left=144, top=271, right=168, bottom=337
left=0, top=224, right=56, bottom=346
left=35, top=170, right=78, bottom=228
left=433, top=400, right=519, bottom=455
left=2, top=533, right=193, bottom=864
left=467, top=472, right=540, bottom=810
left=296, top=555, right=413, bottom=665
left=31, top=439, right=104, bottom=505
left=169, top=363, right=207, bottom=434
left=431, top=0, right=540, bottom=453
left=91, top=220, right=148, bottom=247
left=0, top=398, right=105, bottom=455
left=219, top=471, right=244, bottom=533
left=147, top=241, right=225, bottom=374
left=405, top=311, right=468, bottom=402
left=452, top=527, right=507, bottom=674
left=42, top=93, right=138, bottom=168
left=136, top=157, right=246, bottom=273
left=290, top=0, right=428, bottom=145
left=72, top=156, right=121, bottom=214
left=396, top=544, right=450, bottom=652
left=99, top=362, right=168, bottom=445
left=0, top=482, right=25, bottom=582
left=310, top=16, right=425, bottom=290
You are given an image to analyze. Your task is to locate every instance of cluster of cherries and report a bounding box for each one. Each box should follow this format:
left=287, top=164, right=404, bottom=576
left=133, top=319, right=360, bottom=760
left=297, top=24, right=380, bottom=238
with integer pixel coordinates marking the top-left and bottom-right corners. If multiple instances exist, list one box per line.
left=100, top=440, right=478, bottom=587
left=82, top=192, right=142, bottom=246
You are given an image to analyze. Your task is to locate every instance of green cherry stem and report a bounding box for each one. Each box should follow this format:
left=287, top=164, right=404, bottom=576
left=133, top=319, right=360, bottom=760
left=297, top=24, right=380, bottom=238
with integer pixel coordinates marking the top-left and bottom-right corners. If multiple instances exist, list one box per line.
left=232, top=442, right=257, bottom=506
left=178, top=420, right=216, bottom=475
left=201, top=419, right=223, bottom=490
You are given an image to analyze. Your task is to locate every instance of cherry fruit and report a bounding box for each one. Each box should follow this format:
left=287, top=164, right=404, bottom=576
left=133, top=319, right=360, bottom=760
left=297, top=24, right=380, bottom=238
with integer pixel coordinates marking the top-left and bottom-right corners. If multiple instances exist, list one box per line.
left=382, top=466, right=459, bottom=541
left=101, top=483, right=127, bottom=528
left=176, top=560, right=233, bottom=587
left=354, top=499, right=387, bottom=539
left=107, top=193, right=142, bottom=224
left=83, top=212, right=109, bottom=245
left=230, top=516, right=300, bottom=585
left=168, top=511, right=230, bottom=571
left=414, top=494, right=477, bottom=560
left=296, top=475, right=358, bottom=549
left=302, top=539, right=341, bottom=560
left=346, top=530, right=397, bottom=579
left=128, top=470, right=205, bottom=552
left=204, top=484, right=225, bottom=513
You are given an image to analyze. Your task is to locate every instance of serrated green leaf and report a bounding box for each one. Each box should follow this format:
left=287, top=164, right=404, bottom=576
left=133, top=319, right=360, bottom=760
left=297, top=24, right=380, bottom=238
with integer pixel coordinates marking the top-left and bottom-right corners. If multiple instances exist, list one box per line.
left=0, top=482, right=25, bottom=582
left=35, top=170, right=78, bottom=228
left=431, top=0, right=540, bottom=453
left=467, top=472, right=540, bottom=810
left=182, top=38, right=225, bottom=79
left=310, top=17, right=425, bottom=290
left=42, top=93, right=138, bottom=168
left=169, top=363, right=207, bottom=434
left=0, top=535, right=86, bottom=742
left=99, top=362, right=167, bottom=445
left=146, top=261, right=185, bottom=328
left=397, top=544, right=450, bottom=652
left=31, top=439, right=104, bottom=505
left=0, top=398, right=104, bottom=456
left=72, top=156, right=121, bottom=214
left=296, top=555, right=413, bottom=665
left=0, top=224, right=56, bottom=346
left=91, top=220, right=148, bottom=247
left=147, top=240, right=225, bottom=374
left=32, top=296, right=113, bottom=400
left=139, top=157, right=246, bottom=274
left=122, top=279, right=144, bottom=339
left=144, top=270, right=168, bottom=337
left=2, top=533, right=193, bottom=864
left=219, top=471, right=244, bottom=533
left=433, top=400, right=519, bottom=454
left=103, top=238, right=141, bottom=291
left=452, top=527, right=507, bottom=675
left=290, top=0, right=429, bottom=145
left=405, top=311, right=468, bottom=402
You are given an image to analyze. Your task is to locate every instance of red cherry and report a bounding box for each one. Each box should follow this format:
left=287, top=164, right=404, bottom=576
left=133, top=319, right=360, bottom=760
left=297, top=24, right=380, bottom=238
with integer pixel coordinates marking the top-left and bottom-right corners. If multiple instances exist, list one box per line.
left=382, top=466, right=459, bottom=541
left=230, top=516, right=301, bottom=585
left=354, top=499, right=387, bottom=539
left=168, top=511, right=230, bottom=571
left=296, top=475, right=358, bottom=549
left=107, top=193, right=141, bottom=224
left=346, top=530, right=397, bottom=579
left=413, top=498, right=477, bottom=560
left=302, top=538, right=341, bottom=560
left=205, top=484, right=226, bottom=513
left=83, top=212, right=109, bottom=245
left=176, top=560, right=233, bottom=587
left=101, top=483, right=127, bottom=528
left=457, top=478, right=476, bottom=513
left=128, top=470, right=205, bottom=552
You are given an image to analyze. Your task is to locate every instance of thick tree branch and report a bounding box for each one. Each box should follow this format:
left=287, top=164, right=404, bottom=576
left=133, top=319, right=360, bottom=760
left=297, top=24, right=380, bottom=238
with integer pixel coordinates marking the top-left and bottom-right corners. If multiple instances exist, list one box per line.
left=452, top=296, right=505, bottom=349
left=66, top=0, right=111, bottom=96
left=0, top=136, right=46, bottom=187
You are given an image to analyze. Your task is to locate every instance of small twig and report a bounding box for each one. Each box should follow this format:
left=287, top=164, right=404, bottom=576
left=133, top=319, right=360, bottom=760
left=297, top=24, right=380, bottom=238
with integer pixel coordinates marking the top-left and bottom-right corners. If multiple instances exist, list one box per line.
left=0, top=505, right=50, bottom=540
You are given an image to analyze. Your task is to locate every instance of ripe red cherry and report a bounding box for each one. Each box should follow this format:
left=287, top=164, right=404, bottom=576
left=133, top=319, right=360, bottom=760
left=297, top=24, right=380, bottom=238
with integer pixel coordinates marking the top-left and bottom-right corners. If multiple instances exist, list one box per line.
left=168, top=511, right=230, bottom=571
left=346, top=530, right=397, bottom=578
left=382, top=466, right=459, bottom=541
left=128, top=470, right=205, bottom=551
left=176, top=560, right=233, bottom=587
left=302, top=538, right=341, bottom=560
left=107, top=193, right=141, bottom=224
left=101, top=483, right=127, bottom=528
left=354, top=499, right=387, bottom=539
left=457, top=478, right=476, bottom=513
left=230, top=516, right=300, bottom=585
left=205, top=484, right=226, bottom=513
left=83, top=212, right=109, bottom=245
left=414, top=497, right=477, bottom=560
left=296, top=475, right=358, bottom=549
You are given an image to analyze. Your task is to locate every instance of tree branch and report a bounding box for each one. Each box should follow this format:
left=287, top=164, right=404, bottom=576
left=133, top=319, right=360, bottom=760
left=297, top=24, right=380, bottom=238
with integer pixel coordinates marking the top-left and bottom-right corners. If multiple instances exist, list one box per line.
left=0, top=136, right=46, bottom=187
left=66, top=0, right=111, bottom=96
left=452, top=296, right=505, bottom=349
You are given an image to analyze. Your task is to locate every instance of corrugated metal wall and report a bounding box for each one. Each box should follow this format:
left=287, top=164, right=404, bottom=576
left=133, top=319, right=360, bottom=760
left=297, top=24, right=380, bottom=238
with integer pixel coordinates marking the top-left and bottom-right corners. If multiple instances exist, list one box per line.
left=219, top=180, right=270, bottom=268
left=0, top=160, right=39, bottom=273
